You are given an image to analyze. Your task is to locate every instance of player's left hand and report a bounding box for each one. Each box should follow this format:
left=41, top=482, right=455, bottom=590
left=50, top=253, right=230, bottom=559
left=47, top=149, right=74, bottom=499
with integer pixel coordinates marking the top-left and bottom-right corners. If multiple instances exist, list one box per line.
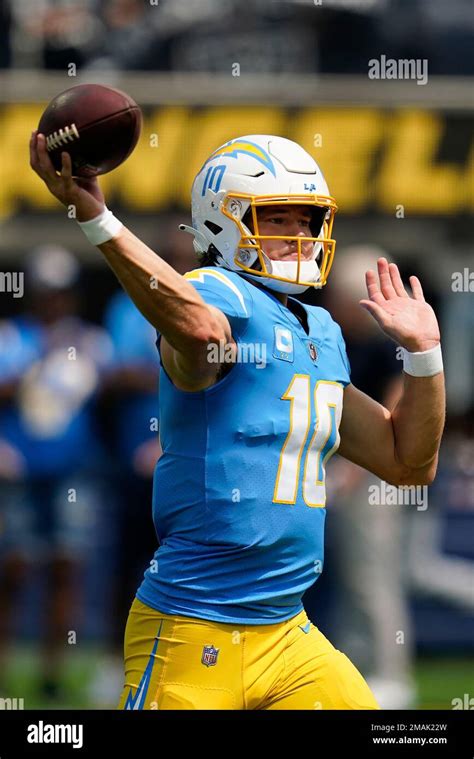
left=359, top=258, right=440, bottom=352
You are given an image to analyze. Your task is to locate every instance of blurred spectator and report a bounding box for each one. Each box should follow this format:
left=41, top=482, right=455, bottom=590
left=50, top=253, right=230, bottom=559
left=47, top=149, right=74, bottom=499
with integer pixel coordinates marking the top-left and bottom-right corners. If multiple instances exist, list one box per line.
left=3, top=0, right=473, bottom=75
left=86, top=0, right=161, bottom=72
left=84, top=0, right=320, bottom=73
left=0, top=245, right=113, bottom=701
left=407, top=418, right=474, bottom=614
left=380, top=0, right=474, bottom=75
left=441, top=290, right=474, bottom=416
left=154, top=0, right=319, bottom=74
left=8, top=0, right=104, bottom=70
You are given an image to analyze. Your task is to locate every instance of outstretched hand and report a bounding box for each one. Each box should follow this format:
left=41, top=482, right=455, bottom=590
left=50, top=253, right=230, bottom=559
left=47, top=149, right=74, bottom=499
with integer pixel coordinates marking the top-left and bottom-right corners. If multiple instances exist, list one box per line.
left=359, top=258, right=440, bottom=352
left=29, top=130, right=105, bottom=221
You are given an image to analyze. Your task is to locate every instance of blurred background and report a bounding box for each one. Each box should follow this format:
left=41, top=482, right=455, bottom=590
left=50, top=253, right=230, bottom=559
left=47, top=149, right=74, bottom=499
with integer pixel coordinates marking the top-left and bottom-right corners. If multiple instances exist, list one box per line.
left=0, top=0, right=472, bottom=710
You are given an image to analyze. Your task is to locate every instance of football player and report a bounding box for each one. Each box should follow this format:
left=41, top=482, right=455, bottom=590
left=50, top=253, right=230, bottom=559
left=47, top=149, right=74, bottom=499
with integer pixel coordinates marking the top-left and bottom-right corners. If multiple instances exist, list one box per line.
left=30, top=133, right=445, bottom=709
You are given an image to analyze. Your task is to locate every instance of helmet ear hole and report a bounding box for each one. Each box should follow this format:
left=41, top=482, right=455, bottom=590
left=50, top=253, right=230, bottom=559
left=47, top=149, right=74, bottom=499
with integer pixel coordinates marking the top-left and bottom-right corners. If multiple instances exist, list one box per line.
left=204, top=220, right=223, bottom=235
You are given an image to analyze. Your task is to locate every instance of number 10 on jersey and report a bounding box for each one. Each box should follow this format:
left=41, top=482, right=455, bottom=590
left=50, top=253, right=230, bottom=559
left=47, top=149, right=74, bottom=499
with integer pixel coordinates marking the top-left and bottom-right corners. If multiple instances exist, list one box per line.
left=273, top=377, right=344, bottom=508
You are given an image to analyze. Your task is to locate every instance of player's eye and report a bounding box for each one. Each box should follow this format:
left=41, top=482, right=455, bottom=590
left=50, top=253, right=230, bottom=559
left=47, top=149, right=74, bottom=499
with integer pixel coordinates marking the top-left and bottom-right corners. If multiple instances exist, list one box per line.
left=267, top=217, right=285, bottom=224
left=264, top=215, right=312, bottom=228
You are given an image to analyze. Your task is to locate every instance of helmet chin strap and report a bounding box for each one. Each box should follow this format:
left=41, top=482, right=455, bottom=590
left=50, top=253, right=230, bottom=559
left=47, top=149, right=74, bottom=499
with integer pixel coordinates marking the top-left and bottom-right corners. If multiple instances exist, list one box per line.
left=242, top=259, right=321, bottom=294
left=241, top=241, right=322, bottom=294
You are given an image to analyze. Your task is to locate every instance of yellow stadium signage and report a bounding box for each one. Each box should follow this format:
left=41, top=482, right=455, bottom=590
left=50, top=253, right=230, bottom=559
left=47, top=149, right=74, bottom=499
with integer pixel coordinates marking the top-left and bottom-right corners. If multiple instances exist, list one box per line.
left=0, top=105, right=472, bottom=219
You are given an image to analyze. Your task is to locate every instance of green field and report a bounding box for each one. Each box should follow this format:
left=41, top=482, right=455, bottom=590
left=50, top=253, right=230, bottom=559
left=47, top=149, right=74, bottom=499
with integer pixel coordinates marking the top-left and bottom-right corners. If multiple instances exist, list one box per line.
left=1, top=648, right=473, bottom=710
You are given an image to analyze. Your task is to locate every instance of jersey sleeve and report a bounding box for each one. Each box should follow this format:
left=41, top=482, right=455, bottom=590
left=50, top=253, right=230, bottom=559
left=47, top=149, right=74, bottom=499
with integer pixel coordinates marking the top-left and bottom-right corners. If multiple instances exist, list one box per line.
left=183, top=268, right=252, bottom=339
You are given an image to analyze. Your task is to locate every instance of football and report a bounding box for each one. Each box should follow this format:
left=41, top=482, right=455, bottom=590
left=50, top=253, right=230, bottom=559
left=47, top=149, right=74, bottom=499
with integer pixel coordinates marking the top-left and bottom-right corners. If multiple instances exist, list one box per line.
left=37, top=83, right=142, bottom=177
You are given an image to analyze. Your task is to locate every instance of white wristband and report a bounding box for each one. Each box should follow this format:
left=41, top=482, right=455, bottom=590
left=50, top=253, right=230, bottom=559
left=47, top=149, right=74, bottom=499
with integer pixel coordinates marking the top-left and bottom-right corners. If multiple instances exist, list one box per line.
left=76, top=207, right=123, bottom=246
left=402, top=344, right=443, bottom=377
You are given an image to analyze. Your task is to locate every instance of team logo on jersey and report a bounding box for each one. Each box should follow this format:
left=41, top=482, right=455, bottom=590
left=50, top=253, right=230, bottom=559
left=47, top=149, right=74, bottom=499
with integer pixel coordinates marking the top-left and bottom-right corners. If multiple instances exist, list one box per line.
left=308, top=341, right=318, bottom=362
left=201, top=644, right=219, bottom=667
left=273, top=326, right=294, bottom=362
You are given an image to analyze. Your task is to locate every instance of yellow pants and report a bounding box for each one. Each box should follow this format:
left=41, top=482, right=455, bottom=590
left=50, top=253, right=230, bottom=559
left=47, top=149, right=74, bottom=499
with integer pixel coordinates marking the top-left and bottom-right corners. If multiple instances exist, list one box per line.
left=118, top=598, right=380, bottom=710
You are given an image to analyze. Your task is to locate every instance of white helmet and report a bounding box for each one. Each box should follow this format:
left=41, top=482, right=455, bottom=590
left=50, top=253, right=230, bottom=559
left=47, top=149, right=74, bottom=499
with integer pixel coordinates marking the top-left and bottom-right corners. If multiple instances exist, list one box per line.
left=180, top=134, right=338, bottom=294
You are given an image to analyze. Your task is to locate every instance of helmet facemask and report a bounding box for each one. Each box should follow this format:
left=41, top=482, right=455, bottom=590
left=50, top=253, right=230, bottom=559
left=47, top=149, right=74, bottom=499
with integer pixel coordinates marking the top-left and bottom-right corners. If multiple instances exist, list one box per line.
left=219, top=193, right=337, bottom=294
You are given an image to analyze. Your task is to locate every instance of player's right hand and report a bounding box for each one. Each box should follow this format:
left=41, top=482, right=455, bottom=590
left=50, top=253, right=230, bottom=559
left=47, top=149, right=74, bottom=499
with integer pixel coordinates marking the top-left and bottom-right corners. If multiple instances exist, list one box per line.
left=29, top=130, right=105, bottom=222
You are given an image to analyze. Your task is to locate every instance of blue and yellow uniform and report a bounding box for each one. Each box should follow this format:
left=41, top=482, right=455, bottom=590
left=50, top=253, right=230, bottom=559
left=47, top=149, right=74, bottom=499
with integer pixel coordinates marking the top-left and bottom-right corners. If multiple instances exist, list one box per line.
left=118, top=269, right=379, bottom=709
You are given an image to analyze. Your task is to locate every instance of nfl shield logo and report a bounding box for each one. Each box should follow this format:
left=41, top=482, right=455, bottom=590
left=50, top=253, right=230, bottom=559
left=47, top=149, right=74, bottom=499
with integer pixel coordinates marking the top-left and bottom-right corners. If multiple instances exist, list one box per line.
left=201, top=644, right=219, bottom=667
left=308, top=342, right=318, bottom=362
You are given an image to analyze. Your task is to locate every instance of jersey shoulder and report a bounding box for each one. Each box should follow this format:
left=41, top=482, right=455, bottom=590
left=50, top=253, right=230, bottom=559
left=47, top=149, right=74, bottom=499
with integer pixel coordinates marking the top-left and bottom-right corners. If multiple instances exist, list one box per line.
left=183, top=267, right=253, bottom=326
left=307, top=304, right=342, bottom=333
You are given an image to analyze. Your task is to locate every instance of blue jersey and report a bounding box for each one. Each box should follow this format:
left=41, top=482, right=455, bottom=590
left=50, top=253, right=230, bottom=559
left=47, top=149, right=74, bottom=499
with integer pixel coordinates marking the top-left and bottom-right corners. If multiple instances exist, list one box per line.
left=137, top=268, right=351, bottom=624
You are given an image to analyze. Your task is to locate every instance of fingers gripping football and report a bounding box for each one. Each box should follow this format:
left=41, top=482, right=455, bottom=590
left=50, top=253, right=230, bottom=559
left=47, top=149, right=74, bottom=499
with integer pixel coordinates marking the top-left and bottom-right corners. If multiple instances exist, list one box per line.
left=29, top=131, right=105, bottom=221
